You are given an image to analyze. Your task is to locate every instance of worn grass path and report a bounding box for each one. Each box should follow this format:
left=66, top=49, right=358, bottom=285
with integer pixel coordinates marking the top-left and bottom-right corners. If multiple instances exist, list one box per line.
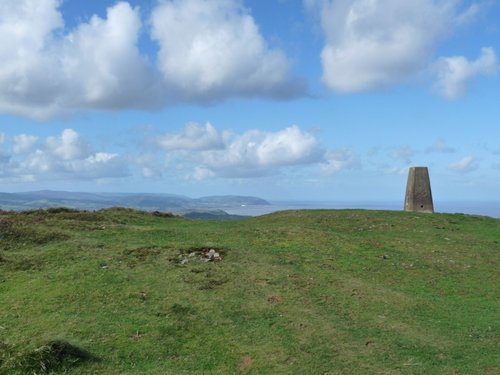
left=0, top=208, right=498, bottom=374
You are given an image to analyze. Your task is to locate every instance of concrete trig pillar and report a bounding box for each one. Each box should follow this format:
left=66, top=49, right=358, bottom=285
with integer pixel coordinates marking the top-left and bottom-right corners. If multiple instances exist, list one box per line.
left=404, top=167, right=434, bottom=213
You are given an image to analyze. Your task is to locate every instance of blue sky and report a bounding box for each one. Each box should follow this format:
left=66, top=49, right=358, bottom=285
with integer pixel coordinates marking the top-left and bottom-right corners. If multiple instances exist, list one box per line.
left=0, top=0, right=499, bottom=202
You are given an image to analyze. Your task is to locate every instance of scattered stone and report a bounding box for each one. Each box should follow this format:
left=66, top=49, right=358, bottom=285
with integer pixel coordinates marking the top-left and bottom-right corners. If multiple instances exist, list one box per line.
left=203, top=248, right=222, bottom=262
left=178, top=247, right=225, bottom=264
left=382, top=255, right=389, bottom=260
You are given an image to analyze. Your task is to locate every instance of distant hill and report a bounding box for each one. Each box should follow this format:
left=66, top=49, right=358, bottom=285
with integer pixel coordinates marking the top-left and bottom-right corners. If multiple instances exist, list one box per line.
left=0, top=190, right=270, bottom=212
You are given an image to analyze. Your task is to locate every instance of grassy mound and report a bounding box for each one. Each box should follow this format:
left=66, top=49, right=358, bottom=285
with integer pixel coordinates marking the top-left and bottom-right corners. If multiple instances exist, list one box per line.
left=0, top=208, right=498, bottom=374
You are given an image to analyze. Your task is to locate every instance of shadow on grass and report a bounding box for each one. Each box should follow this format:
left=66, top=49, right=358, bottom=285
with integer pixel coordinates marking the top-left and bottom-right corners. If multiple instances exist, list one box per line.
left=0, top=340, right=99, bottom=374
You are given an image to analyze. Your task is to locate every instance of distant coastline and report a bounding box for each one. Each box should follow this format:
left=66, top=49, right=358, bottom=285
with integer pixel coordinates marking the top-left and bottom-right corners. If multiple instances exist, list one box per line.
left=1, top=191, right=498, bottom=219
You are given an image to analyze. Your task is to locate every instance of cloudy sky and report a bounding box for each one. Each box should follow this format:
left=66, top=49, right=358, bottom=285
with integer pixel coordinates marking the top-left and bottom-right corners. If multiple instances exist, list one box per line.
left=0, top=0, right=499, bottom=202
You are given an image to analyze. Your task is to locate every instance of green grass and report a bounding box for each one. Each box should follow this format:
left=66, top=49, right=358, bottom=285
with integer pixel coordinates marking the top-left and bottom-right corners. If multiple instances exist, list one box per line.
left=0, top=208, right=498, bottom=374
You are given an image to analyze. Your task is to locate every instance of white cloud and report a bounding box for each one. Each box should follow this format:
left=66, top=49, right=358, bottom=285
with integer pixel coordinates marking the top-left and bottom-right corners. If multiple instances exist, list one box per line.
left=150, top=0, right=304, bottom=101
left=253, top=126, right=320, bottom=167
left=0, top=0, right=304, bottom=120
left=158, top=122, right=225, bottom=151
left=63, top=152, right=128, bottom=180
left=0, top=0, right=63, bottom=117
left=45, top=129, right=90, bottom=160
left=307, top=0, right=480, bottom=93
left=322, top=149, right=360, bottom=174
left=0, top=133, right=9, bottom=165
left=0, top=1, right=159, bottom=119
left=157, top=124, right=328, bottom=178
left=449, top=155, right=479, bottom=173
left=133, top=153, right=163, bottom=178
left=13, top=134, right=38, bottom=154
left=426, top=139, right=456, bottom=153
left=198, top=125, right=323, bottom=177
left=60, top=2, right=162, bottom=111
left=192, top=167, right=216, bottom=181
left=434, top=48, right=499, bottom=99
left=0, top=129, right=129, bottom=181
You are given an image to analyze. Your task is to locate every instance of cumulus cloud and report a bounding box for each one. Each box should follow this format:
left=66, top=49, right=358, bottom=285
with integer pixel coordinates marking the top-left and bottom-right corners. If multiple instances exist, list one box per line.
left=0, top=1, right=162, bottom=119
left=60, top=2, right=162, bottom=110
left=434, top=48, right=499, bottom=99
left=158, top=122, right=225, bottom=151
left=12, top=134, right=38, bottom=154
left=0, top=129, right=129, bottom=181
left=0, top=0, right=303, bottom=120
left=194, top=125, right=321, bottom=177
left=306, top=0, right=483, bottom=93
left=150, top=0, right=304, bottom=101
left=448, top=155, right=479, bottom=173
left=157, top=124, right=333, bottom=178
left=46, top=129, right=90, bottom=161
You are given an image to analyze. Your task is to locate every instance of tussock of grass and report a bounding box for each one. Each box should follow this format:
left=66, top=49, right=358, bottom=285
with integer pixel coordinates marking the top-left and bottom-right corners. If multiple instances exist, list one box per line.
left=0, top=340, right=98, bottom=374
left=0, top=208, right=498, bottom=374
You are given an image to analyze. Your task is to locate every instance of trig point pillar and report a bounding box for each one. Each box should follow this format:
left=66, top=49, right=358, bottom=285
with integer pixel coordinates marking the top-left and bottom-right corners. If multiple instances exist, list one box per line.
left=404, top=167, right=434, bottom=213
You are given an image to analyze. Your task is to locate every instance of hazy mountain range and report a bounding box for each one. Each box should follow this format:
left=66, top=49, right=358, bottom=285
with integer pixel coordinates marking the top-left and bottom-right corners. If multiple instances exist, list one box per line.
left=0, top=191, right=270, bottom=214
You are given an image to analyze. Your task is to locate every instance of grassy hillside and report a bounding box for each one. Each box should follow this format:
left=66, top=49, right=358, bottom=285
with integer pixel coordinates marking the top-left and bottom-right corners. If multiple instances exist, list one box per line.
left=0, top=208, right=498, bottom=374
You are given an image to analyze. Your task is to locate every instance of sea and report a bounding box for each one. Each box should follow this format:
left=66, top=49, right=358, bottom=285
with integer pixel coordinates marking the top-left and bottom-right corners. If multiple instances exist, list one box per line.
left=224, top=201, right=500, bottom=219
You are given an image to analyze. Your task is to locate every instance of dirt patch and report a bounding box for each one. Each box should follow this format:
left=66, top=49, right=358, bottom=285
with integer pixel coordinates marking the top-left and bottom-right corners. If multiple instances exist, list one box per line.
left=267, top=295, right=283, bottom=305
left=238, top=355, right=254, bottom=372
